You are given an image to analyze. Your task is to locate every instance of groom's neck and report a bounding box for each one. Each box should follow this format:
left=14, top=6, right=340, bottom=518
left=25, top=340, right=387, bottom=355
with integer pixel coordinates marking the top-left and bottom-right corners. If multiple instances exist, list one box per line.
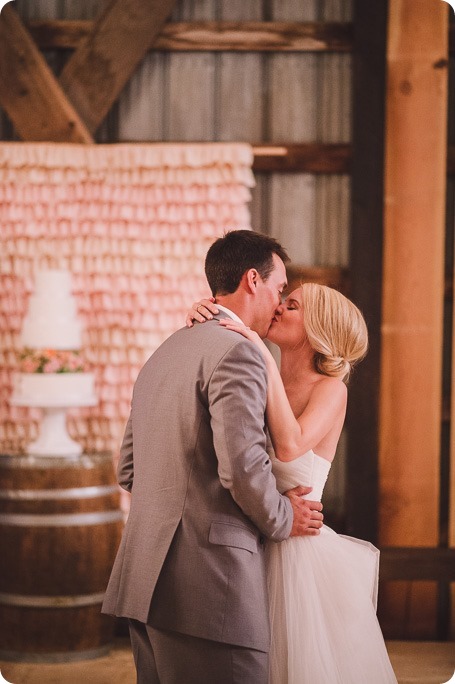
left=215, top=293, right=251, bottom=327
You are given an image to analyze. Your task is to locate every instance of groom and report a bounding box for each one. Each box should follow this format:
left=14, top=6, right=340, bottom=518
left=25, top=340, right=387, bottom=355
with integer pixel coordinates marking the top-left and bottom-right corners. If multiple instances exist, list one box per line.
left=102, top=230, right=324, bottom=684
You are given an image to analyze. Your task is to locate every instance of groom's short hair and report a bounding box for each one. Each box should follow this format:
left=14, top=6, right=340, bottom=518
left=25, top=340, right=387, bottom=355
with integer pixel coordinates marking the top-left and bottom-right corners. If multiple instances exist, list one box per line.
left=205, top=229, right=289, bottom=296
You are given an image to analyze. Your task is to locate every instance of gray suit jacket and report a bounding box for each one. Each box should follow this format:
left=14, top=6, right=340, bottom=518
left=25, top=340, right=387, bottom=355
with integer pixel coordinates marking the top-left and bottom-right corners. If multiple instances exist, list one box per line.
left=102, top=316, right=293, bottom=652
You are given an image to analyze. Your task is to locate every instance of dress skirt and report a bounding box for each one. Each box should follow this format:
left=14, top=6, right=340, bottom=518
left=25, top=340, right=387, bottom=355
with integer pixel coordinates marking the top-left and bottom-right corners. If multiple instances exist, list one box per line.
left=266, top=525, right=397, bottom=684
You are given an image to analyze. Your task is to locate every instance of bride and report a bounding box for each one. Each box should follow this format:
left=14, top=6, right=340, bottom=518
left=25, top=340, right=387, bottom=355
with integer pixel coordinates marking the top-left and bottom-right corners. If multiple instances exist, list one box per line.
left=188, top=283, right=397, bottom=684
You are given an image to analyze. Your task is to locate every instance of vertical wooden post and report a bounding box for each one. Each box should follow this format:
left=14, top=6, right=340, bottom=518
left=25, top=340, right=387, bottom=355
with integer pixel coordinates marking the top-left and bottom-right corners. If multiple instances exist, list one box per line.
left=451, top=182, right=455, bottom=635
left=348, top=0, right=388, bottom=542
left=380, top=0, right=448, bottom=638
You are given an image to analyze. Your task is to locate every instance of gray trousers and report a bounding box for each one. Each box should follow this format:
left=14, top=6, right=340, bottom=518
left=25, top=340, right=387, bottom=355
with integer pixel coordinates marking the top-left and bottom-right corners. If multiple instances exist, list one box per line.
left=128, top=619, right=268, bottom=684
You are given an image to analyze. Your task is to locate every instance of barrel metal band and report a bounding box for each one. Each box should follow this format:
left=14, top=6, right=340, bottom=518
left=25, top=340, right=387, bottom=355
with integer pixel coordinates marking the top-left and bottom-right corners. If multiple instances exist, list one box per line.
left=0, top=510, right=124, bottom=526
left=0, top=645, right=111, bottom=663
left=0, top=591, right=106, bottom=607
left=0, top=485, right=118, bottom=500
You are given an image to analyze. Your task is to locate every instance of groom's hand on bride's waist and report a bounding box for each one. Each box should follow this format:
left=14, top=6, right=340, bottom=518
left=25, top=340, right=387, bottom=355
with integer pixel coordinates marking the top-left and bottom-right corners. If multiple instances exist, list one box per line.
left=285, top=486, right=324, bottom=537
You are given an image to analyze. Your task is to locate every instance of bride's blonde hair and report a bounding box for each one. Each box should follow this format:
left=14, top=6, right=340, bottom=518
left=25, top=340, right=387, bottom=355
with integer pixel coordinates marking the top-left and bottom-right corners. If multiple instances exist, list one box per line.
left=299, top=283, right=368, bottom=382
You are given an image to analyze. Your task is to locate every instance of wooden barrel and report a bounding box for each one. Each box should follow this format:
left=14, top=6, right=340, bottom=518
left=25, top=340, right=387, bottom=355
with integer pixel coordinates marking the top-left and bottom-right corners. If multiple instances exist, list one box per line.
left=0, top=452, right=124, bottom=662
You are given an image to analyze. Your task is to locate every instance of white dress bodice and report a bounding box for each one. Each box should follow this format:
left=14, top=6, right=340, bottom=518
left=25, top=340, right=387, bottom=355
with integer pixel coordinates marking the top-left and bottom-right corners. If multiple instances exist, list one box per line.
left=271, top=450, right=331, bottom=502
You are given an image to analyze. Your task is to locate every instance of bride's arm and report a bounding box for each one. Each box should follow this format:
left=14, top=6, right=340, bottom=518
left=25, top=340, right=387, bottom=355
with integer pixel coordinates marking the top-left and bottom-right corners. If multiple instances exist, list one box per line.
left=268, top=379, right=347, bottom=461
left=219, top=319, right=347, bottom=462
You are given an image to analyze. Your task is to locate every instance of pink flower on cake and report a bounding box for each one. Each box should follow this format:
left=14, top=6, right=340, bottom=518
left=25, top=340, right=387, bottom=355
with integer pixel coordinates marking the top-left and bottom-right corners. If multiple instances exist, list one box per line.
left=18, top=348, right=87, bottom=373
left=66, top=354, right=84, bottom=371
left=21, top=357, right=41, bottom=373
left=42, top=358, right=61, bottom=373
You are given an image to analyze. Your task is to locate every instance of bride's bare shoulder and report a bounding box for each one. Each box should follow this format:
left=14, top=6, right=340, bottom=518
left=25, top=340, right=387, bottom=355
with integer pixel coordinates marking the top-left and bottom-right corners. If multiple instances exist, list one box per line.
left=311, top=375, right=347, bottom=402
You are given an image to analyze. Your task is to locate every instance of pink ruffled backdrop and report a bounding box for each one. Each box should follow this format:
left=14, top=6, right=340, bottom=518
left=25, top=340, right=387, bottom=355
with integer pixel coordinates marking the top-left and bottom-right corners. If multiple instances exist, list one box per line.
left=0, top=143, right=254, bottom=483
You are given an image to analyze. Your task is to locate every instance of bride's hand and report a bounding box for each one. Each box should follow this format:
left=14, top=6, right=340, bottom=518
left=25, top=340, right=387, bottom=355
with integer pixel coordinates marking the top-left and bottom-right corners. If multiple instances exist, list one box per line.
left=218, top=319, right=267, bottom=356
left=186, top=298, right=219, bottom=327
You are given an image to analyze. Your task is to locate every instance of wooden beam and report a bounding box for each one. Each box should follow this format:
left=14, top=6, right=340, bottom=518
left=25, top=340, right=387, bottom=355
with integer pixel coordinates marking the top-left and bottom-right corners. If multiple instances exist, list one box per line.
left=252, top=143, right=350, bottom=174
left=59, top=0, right=178, bottom=135
left=27, top=20, right=353, bottom=53
left=0, top=6, right=93, bottom=143
left=379, top=0, right=448, bottom=639
left=448, top=145, right=455, bottom=174
left=381, top=0, right=447, bottom=546
left=379, top=546, right=455, bottom=640
left=450, top=56, right=455, bottom=644
left=347, top=1, right=388, bottom=543
left=27, top=20, right=93, bottom=50
left=380, top=547, right=455, bottom=582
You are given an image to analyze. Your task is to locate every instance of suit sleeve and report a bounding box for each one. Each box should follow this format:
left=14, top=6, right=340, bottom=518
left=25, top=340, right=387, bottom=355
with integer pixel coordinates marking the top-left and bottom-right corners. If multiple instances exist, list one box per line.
left=117, top=412, right=134, bottom=492
left=208, top=339, right=293, bottom=541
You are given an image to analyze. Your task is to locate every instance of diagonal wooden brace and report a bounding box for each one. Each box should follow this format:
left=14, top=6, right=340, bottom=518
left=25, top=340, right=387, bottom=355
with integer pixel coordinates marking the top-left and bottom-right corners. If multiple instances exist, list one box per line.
left=59, top=0, right=178, bottom=135
left=0, top=4, right=93, bottom=143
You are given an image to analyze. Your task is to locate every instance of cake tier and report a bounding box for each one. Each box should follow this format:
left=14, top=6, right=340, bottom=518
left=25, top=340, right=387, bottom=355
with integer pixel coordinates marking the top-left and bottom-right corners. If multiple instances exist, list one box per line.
left=11, top=373, right=97, bottom=408
left=21, top=270, right=82, bottom=349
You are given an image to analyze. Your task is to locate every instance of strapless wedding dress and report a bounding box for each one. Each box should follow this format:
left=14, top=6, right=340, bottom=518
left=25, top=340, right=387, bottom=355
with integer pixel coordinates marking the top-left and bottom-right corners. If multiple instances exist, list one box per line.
left=267, top=450, right=397, bottom=683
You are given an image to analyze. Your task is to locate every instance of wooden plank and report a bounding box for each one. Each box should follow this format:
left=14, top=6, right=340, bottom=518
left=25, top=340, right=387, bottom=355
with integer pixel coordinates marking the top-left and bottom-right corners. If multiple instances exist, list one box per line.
left=450, top=91, right=455, bottom=643
left=27, top=19, right=92, bottom=48
left=314, top=2, right=352, bottom=269
left=445, top=178, right=454, bottom=640
left=217, top=54, right=263, bottom=138
left=217, top=2, right=263, bottom=142
left=166, top=0, right=215, bottom=141
left=117, top=53, right=165, bottom=141
left=160, top=20, right=353, bottom=51
left=59, top=0, right=178, bottom=135
left=316, top=176, right=351, bottom=264
left=252, top=143, right=351, bottom=173
left=0, top=5, right=93, bottom=143
left=216, top=2, right=263, bottom=232
left=285, top=265, right=349, bottom=294
left=449, top=145, right=455, bottom=174
left=267, top=1, right=318, bottom=265
left=268, top=179, right=316, bottom=268
left=382, top=0, right=447, bottom=544
left=378, top=581, right=438, bottom=639
left=380, top=548, right=455, bottom=582
left=249, top=174, right=267, bottom=235
left=26, top=20, right=353, bottom=52
left=346, top=0, right=387, bottom=543
left=167, top=52, right=215, bottom=140
left=380, top=0, right=448, bottom=639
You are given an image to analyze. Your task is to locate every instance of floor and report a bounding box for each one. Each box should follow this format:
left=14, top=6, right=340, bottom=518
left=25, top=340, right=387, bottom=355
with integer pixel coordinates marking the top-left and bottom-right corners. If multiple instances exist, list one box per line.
left=0, top=639, right=454, bottom=684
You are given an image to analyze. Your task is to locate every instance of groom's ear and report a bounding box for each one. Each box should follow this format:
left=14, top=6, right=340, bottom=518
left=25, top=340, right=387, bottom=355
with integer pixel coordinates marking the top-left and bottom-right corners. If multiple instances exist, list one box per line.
left=245, top=268, right=258, bottom=294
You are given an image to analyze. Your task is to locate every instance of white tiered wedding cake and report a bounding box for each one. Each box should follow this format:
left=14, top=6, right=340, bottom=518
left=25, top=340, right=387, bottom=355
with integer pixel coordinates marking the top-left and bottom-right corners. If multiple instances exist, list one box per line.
left=11, top=270, right=97, bottom=456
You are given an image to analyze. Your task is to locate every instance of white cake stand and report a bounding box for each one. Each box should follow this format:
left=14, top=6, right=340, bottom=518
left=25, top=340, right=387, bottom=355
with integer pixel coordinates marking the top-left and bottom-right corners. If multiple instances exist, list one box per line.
left=12, top=395, right=97, bottom=457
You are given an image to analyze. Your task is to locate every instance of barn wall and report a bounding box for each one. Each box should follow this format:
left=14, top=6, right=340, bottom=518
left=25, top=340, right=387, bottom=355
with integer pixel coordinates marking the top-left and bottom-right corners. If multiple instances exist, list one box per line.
left=0, top=0, right=353, bottom=528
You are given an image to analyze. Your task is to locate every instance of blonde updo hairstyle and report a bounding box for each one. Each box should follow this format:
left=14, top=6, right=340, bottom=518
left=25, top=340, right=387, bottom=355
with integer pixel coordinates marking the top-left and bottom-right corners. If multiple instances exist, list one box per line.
left=299, top=283, right=368, bottom=383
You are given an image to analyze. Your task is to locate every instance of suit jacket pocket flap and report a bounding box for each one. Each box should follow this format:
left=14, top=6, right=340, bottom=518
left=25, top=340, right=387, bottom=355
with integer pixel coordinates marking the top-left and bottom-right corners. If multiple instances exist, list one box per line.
left=209, top=522, right=258, bottom=553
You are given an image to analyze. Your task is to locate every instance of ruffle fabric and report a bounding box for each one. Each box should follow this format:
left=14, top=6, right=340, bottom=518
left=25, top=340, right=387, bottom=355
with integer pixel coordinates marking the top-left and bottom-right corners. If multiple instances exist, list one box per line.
left=0, top=142, right=255, bottom=510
